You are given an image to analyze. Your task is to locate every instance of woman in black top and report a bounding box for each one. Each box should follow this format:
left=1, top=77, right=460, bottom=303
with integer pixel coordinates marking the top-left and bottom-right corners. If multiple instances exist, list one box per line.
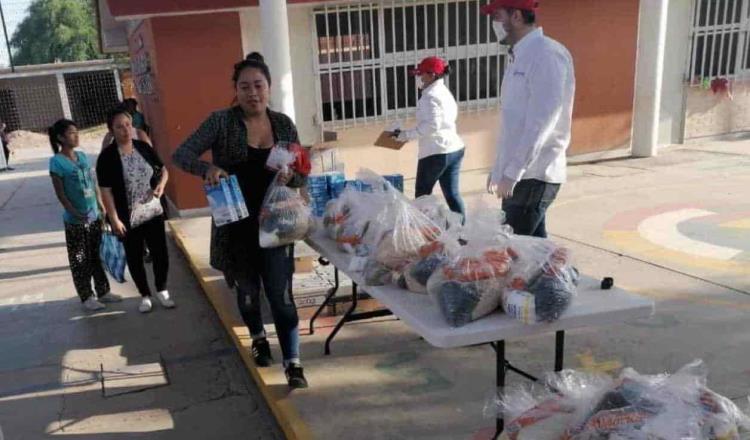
left=172, top=53, right=308, bottom=389
left=97, top=107, right=174, bottom=314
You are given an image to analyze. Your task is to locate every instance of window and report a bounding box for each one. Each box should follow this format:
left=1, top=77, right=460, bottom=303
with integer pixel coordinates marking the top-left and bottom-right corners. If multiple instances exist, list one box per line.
left=687, top=0, right=750, bottom=84
left=313, top=0, right=507, bottom=128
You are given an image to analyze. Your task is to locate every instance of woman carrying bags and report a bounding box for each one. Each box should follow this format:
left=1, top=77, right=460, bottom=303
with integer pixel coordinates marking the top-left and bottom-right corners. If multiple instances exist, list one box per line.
left=172, top=52, right=310, bottom=389
left=48, top=119, right=123, bottom=311
left=96, top=107, right=174, bottom=314
left=395, top=56, right=466, bottom=219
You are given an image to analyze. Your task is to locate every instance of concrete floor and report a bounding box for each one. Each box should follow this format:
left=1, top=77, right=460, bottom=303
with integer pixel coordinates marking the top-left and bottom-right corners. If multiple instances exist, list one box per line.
left=2, top=138, right=750, bottom=439
left=0, top=146, right=283, bottom=439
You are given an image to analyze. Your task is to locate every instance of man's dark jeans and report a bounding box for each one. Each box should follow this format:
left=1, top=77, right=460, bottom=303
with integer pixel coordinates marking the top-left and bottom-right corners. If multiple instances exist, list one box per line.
left=501, top=179, right=560, bottom=238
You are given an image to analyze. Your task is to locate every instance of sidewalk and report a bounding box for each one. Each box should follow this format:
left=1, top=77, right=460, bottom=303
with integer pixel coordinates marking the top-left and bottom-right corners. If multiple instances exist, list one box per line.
left=171, top=140, right=750, bottom=439
left=0, top=146, right=283, bottom=439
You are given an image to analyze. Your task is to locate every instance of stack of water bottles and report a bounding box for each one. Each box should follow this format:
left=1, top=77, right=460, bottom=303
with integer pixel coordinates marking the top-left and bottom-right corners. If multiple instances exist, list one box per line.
left=307, top=172, right=346, bottom=217
left=383, top=174, right=404, bottom=193
left=308, top=171, right=404, bottom=217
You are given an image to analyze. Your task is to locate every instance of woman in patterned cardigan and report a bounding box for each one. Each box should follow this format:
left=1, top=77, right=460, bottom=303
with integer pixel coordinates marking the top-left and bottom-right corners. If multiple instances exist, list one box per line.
left=172, top=52, right=308, bottom=389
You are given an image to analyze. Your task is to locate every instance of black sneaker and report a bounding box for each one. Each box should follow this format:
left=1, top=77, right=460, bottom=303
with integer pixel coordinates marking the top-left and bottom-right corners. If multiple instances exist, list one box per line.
left=285, top=363, right=308, bottom=389
left=251, top=338, right=273, bottom=367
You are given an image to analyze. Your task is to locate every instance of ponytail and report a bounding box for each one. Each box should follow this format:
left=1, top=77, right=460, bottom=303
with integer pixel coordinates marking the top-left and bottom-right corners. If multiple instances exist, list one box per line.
left=48, top=119, right=77, bottom=155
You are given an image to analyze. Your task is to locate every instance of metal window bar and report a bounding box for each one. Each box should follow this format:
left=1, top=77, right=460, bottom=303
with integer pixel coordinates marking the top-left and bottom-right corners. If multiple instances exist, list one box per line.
left=707, top=0, right=721, bottom=77
left=347, top=6, right=357, bottom=121
left=325, top=5, right=336, bottom=122
left=357, top=4, right=368, bottom=124
left=739, top=0, right=750, bottom=71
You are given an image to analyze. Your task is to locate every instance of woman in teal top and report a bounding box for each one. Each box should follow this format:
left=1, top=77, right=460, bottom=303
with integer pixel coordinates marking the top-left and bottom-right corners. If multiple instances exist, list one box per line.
left=48, top=119, right=122, bottom=311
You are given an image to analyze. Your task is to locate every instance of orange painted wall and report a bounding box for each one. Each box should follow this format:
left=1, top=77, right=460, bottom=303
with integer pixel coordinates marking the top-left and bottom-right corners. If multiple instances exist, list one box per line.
left=541, top=0, right=640, bottom=154
left=129, top=13, right=242, bottom=210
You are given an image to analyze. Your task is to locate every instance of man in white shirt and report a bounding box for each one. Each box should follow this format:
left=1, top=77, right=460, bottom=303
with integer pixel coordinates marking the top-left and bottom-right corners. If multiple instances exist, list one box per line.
left=482, top=0, right=575, bottom=238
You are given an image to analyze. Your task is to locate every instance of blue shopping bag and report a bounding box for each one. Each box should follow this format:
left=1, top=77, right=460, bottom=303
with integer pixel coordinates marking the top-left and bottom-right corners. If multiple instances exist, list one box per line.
left=99, top=230, right=127, bottom=283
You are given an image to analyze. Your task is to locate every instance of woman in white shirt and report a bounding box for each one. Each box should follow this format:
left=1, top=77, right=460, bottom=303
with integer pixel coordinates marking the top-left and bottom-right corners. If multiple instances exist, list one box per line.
left=396, top=56, right=465, bottom=218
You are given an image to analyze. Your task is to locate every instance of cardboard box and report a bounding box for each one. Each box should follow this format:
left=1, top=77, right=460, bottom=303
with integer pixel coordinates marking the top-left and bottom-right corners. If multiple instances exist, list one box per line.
left=295, top=255, right=316, bottom=273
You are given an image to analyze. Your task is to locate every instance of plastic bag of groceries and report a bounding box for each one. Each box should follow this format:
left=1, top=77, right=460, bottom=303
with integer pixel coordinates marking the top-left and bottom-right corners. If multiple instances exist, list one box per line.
left=487, top=370, right=613, bottom=440
left=565, top=359, right=750, bottom=439
left=488, top=360, right=750, bottom=440
left=259, top=172, right=313, bottom=248
left=413, top=195, right=463, bottom=231
left=403, top=232, right=461, bottom=294
left=363, top=258, right=392, bottom=286
left=371, top=185, right=442, bottom=271
left=322, top=187, right=388, bottom=254
left=502, top=236, right=579, bottom=323
left=425, top=241, right=513, bottom=327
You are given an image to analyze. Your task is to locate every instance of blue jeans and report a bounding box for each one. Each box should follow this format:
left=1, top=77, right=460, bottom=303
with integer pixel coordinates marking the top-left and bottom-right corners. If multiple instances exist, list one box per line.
left=233, top=244, right=300, bottom=365
left=501, top=179, right=560, bottom=238
left=415, top=149, right=466, bottom=218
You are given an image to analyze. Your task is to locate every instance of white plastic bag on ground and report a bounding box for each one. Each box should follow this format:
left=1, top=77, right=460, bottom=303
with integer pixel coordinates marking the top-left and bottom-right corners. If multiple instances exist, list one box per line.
left=487, top=370, right=613, bottom=440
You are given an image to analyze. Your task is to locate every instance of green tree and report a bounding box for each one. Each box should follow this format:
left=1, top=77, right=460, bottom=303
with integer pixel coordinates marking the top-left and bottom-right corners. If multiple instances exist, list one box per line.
left=10, top=0, right=103, bottom=66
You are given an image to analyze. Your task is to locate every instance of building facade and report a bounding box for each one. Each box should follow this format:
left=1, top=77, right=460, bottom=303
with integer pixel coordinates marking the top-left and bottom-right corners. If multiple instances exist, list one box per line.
left=98, top=0, right=665, bottom=212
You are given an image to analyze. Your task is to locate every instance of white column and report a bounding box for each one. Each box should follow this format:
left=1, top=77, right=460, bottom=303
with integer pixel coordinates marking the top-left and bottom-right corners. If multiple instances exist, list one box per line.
left=259, top=0, right=296, bottom=122
left=631, top=0, right=669, bottom=157
left=113, top=68, right=124, bottom=102
left=56, top=73, right=73, bottom=119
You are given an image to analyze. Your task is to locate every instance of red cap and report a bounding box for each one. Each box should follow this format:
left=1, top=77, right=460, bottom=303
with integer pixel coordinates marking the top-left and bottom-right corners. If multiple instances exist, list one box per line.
left=480, top=0, right=539, bottom=15
left=410, top=56, right=448, bottom=76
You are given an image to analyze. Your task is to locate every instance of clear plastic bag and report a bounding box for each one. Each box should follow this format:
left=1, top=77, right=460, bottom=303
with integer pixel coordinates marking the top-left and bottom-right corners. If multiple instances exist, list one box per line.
left=322, top=185, right=390, bottom=254
left=259, top=173, right=312, bottom=248
left=488, top=361, right=750, bottom=440
left=487, top=370, right=613, bottom=440
left=566, top=360, right=750, bottom=440
left=372, top=193, right=442, bottom=271
left=504, top=236, right=579, bottom=323
left=403, top=233, right=461, bottom=294
left=426, top=241, right=513, bottom=327
left=363, top=258, right=392, bottom=286
left=413, top=195, right=462, bottom=231
left=265, top=144, right=296, bottom=171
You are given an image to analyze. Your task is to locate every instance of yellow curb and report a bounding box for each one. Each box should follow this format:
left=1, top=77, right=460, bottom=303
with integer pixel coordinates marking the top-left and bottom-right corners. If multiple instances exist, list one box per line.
left=168, top=220, right=313, bottom=440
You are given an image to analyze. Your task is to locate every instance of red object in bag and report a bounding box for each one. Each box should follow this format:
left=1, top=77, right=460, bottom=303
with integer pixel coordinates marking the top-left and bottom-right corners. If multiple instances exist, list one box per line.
left=288, top=143, right=311, bottom=176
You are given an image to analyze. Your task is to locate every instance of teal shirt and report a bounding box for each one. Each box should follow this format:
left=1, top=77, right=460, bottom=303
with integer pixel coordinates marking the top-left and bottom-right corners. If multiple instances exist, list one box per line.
left=132, top=111, right=146, bottom=131
left=49, top=151, right=99, bottom=225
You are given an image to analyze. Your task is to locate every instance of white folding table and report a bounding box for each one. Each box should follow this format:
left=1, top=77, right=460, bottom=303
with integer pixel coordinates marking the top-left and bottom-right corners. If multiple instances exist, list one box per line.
left=305, top=233, right=655, bottom=437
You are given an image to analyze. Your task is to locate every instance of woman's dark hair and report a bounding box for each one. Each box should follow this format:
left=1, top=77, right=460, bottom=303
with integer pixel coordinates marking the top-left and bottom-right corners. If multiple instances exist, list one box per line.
left=123, top=98, right=138, bottom=114
left=107, top=105, right=132, bottom=131
left=48, top=119, right=77, bottom=154
left=505, top=7, right=536, bottom=24
left=440, top=64, right=452, bottom=78
left=232, top=52, right=272, bottom=86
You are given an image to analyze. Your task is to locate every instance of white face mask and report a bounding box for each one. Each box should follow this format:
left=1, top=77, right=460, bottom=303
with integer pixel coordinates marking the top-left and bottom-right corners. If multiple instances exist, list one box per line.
left=416, top=77, right=424, bottom=90
left=492, top=20, right=508, bottom=43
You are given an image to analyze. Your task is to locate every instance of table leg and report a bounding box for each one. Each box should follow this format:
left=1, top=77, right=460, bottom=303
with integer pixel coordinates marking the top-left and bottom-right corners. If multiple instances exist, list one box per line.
left=494, top=339, right=505, bottom=439
left=324, top=282, right=358, bottom=355
left=555, top=330, right=565, bottom=372
left=309, top=265, right=339, bottom=335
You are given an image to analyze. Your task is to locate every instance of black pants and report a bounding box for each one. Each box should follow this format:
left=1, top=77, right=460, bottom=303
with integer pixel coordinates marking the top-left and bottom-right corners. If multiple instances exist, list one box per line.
left=501, top=179, right=561, bottom=238
left=2, top=140, right=9, bottom=166
left=233, top=244, right=300, bottom=364
left=64, top=221, right=110, bottom=301
left=122, top=216, right=169, bottom=297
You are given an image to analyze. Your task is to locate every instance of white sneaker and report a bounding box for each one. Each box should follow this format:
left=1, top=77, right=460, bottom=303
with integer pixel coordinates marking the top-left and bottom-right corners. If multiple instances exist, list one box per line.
left=155, top=290, right=175, bottom=309
left=139, top=297, right=153, bottom=313
left=83, top=296, right=106, bottom=311
left=98, top=292, right=123, bottom=303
